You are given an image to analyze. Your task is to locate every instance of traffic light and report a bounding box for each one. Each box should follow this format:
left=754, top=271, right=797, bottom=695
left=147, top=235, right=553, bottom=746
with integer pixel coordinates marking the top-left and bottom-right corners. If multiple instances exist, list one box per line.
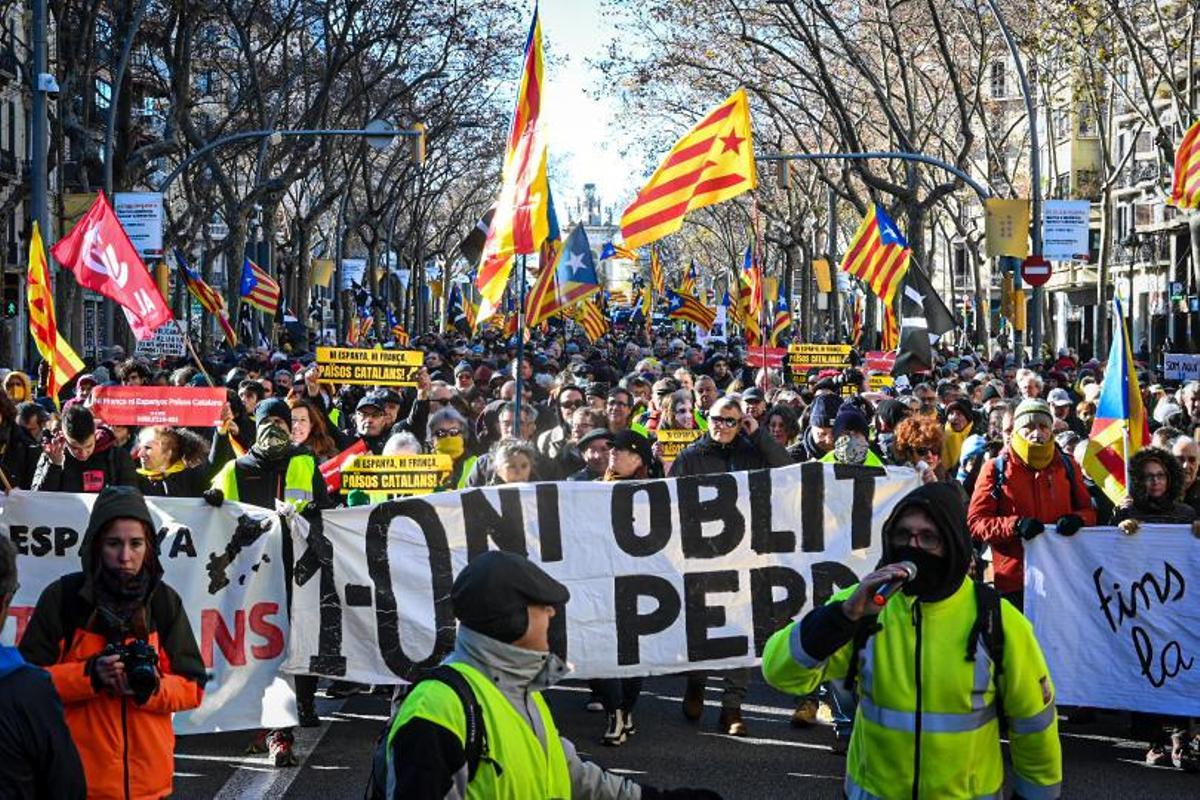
left=2, top=271, right=18, bottom=318
left=410, top=122, right=427, bottom=166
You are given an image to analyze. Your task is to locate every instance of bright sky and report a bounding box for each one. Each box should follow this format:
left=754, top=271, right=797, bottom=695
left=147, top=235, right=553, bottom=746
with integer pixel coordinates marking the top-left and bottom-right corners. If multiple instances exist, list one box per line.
left=538, top=0, right=641, bottom=224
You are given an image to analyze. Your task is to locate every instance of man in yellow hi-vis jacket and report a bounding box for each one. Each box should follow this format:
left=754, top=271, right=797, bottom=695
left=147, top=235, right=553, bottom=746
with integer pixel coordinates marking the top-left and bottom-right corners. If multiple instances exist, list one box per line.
left=762, top=482, right=1062, bottom=800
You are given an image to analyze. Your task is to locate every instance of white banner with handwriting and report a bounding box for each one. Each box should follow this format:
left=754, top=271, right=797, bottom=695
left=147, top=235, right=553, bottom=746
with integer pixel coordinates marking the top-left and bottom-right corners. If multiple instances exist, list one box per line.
left=1025, top=526, right=1199, bottom=715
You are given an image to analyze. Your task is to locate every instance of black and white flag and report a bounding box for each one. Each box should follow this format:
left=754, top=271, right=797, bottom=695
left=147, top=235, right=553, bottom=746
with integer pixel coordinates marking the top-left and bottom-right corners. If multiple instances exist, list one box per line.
left=893, top=264, right=955, bottom=375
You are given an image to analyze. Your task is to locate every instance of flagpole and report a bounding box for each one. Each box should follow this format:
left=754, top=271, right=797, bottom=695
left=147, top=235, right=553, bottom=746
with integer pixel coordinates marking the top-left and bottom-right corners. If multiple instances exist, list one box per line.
left=513, top=255, right=526, bottom=438
left=173, top=319, right=214, bottom=386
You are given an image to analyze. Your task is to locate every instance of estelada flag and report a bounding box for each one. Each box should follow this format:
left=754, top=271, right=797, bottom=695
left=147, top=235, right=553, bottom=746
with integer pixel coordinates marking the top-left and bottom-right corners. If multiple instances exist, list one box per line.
left=49, top=191, right=173, bottom=340
left=27, top=222, right=84, bottom=406
left=1169, top=119, right=1200, bottom=209
left=841, top=203, right=911, bottom=308
left=475, top=4, right=551, bottom=326
left=666, top=288, right=716, bottom=330
left=621, top=88, right=756, bottom=250
left=1083, top=299, right=1150, bottom=505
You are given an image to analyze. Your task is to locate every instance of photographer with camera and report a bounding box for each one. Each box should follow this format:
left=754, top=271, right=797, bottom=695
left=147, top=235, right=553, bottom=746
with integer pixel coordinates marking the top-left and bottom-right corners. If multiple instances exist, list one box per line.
left=18, top=485, right=206, bottom=800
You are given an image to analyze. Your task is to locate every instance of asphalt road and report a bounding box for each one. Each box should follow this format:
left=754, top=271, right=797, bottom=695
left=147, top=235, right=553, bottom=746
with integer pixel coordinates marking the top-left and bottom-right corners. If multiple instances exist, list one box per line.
left=171, top=675, right=1198, bottom=799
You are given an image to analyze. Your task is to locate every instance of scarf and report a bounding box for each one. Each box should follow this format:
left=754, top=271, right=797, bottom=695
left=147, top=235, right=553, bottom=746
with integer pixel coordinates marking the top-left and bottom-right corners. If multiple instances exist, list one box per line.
left=1012, top=429, right=1055, bottom=470
left=136, top=460, right=187, bottom=482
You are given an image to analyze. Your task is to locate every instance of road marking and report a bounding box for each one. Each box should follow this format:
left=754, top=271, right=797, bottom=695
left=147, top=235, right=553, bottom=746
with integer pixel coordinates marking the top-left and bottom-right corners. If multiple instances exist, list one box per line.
left=209, top=697, right=348, bottom=800
left=698, top=732, right=831, bottom=750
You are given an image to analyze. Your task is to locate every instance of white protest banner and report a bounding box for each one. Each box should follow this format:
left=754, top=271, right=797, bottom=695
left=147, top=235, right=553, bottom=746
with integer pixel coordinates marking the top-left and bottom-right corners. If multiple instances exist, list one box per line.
left=284, top=463, right=920, bottom=683
left=1025, top=526, right=1199, bottom=716
left=0, top=491, right=296, bottom=734
left=1163, top=353, right=1200, bottom=382
left=1042, top=200, right=1091, bottom=261
left=134, top=323, right=186, bottom=359
left=113, top=192, right=165, bottom=258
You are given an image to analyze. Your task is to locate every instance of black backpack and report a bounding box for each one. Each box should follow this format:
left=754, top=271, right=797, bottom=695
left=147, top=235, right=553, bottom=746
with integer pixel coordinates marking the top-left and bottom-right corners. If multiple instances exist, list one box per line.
left=365, top=665, right=493, bottom=800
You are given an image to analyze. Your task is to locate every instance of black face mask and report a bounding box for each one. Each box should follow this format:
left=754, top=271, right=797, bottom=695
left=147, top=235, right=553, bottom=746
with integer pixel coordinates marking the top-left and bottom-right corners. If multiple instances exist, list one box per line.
left=891, top=545, right=951, bottom=600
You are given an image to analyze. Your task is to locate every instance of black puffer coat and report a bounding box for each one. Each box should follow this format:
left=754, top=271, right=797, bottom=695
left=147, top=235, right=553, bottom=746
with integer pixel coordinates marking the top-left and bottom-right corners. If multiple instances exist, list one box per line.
left=1111, top=448, right=1198, bottom=525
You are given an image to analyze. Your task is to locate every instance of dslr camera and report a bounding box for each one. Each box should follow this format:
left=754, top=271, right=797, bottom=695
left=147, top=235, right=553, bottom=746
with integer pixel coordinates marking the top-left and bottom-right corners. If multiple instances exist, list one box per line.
left=102, top=639, right=160, bottom=704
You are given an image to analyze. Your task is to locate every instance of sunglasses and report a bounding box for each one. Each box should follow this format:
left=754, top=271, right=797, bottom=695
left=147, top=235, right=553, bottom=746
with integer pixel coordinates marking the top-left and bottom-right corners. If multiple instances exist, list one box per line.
left=912, top=447, right=936, bottom=457
left=560, top=400, right=583, bottom=410
left=710, top=415, right=741, bottom=428
left=433, top=428, right=462, bottom=439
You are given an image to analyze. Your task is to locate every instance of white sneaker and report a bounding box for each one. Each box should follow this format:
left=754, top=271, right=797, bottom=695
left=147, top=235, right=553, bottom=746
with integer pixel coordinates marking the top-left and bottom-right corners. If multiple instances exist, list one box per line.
left=602, top=710, right=627, bottom=746
left=622, top=711, right=636, bottom=737
left=585, top=696, right=604, bottom=713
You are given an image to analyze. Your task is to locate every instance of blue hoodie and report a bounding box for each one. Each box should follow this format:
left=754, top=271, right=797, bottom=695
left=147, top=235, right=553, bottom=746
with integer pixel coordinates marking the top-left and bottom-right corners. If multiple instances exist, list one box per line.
left=0, top=642, right=87, bottom=798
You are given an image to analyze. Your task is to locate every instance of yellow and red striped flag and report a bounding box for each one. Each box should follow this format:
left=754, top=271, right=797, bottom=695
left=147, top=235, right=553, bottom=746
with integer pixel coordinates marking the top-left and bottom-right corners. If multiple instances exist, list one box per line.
left=27, top=222, right=84, bottom=407
left=678, top=260, right=698, bottom=297
left=649, top=247, right=665, bottom=294
left=621, top=88, right=756, bottom=250
left=850, top=293, right=864, bottom=347
left=771, top=292, right=791, bottom=346
left=475, top=5, right=550, bottom=326
left=737, top=279, right=761, bottom=345
left=882, top=303, right=900, bottom=351
left=667, top=289, right=717, bottom=330
left=842, top=203, right=911, bottom=307
left=572, top=297, right=608, bottom=342
left=1170, top=120, right=1200, bottom=208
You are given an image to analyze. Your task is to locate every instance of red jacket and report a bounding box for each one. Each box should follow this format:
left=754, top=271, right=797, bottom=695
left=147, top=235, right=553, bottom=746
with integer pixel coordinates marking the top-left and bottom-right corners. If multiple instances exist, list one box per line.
left=967, top=446, right=1096, bottom=594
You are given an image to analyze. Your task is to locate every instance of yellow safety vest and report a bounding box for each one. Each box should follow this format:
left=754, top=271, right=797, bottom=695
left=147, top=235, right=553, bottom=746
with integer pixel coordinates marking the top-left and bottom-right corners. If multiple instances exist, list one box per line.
left=762, top=580, right=1062, bottom=800
left=388, top=662, right=572, bottom=799
left=211, top=454, right=318, bottom=512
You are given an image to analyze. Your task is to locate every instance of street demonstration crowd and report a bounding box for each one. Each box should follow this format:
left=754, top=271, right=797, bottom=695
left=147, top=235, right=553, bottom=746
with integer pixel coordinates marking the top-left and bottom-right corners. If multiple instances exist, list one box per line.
left=1, top=322, right=1199, bottom=799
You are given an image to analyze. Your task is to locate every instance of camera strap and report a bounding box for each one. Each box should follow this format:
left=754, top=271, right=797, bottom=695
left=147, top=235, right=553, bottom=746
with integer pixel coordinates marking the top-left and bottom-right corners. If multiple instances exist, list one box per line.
left=55, top=572, right=173, bottom=659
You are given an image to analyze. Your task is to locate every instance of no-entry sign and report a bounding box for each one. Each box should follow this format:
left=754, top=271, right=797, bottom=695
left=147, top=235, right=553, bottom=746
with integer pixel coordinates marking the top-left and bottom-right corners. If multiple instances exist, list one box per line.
left=1021, top=256, right=1052, bottom=287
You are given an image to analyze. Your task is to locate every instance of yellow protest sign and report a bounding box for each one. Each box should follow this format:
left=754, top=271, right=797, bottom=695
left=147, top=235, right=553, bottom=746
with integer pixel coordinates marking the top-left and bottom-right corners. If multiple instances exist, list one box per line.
left=1012, top=289, right=1027, bottom=331
left=311, top=259, right=335, bottom=288
left=656, top=429, right=703, bottom=466
left=342, top=454, right=453, bottom=494
left=984, top=198, right=1030, bottom=258
left=316, top=347, right=424, bottom=386
left=813, top=258, right=832, bottom=293
left=868, top=374, right=895, bottom=391
left=787, top=343, right=851, bottom=383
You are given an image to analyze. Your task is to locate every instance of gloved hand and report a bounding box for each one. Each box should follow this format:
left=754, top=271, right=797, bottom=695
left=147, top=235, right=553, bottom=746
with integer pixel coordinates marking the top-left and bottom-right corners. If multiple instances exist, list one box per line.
left=203, top=488, right=224, bottom=507
left=639, top=788, right=723, bottom=800
left=1055, top=514, right=1085, bottom=536
left=1118, top=519, right=1140, bottom=536
left=1015, top=517, right=1045, bottom=541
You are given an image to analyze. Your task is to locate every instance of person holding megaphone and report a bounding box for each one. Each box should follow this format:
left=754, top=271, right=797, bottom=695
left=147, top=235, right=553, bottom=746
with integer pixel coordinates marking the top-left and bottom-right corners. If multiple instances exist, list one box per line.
left=762, top=482, right=1063, bottom=800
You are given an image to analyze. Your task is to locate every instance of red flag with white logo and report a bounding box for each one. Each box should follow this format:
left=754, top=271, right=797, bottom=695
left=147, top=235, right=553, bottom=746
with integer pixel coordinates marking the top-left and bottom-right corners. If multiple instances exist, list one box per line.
left=49, top=191, right=173, bottom=339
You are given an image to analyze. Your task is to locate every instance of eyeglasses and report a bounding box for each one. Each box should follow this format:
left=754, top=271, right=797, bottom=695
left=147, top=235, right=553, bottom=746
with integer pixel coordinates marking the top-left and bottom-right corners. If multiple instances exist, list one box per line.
left=430, top=397, right=451, bottom=406
left=1144, top=472, right=1168, bottom=483
left=710, top=415, right=741, bottom=428
left=888, top=529, right=943, bottom=551
left=433, top=428, right=462, bottom=439
left=674, top=407, right=694, bottom=416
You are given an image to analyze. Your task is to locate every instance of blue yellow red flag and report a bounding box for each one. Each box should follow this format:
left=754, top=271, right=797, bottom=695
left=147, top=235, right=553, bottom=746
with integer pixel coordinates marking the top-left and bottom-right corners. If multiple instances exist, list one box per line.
left=1082, top=299, right=1150, bottom=505
left=666, top=288, right=716, bottom=330
left=841, top=203, right=911, bottom=307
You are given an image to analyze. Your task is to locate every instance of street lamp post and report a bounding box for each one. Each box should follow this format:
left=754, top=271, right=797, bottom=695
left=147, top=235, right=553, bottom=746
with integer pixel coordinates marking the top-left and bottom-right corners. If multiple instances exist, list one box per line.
left=158, top=123, right=421, bottom=348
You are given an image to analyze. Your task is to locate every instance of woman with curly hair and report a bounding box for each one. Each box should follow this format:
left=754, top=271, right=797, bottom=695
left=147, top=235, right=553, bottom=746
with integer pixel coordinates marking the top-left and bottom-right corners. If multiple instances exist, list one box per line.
left=287, top=398, right=339, bottom=463
left=892, top=414, right=945, bottom=485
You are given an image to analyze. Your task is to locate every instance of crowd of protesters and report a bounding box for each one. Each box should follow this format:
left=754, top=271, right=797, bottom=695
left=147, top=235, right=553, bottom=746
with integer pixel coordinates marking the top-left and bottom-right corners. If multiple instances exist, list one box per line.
left=0, top=320, right=1199, bottom=796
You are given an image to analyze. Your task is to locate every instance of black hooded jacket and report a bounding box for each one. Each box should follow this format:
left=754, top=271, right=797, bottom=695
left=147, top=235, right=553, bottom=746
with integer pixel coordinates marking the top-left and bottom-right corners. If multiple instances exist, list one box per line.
left=796, top=482, right=973, bottom=661
left=1111, top=449, right=1198, bottom=525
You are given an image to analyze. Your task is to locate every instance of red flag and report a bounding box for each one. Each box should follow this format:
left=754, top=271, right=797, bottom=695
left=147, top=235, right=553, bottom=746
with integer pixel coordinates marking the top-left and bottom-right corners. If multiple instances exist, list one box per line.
left=49, top=191, right=173, bottom=339
left=319, top=439, right=369, bottom=493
